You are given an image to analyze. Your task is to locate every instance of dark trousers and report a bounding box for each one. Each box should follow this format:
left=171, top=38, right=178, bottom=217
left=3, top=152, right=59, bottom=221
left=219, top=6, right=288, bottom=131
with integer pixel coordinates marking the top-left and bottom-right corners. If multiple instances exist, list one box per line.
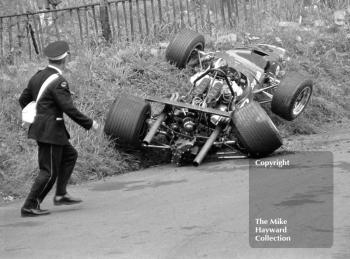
left=23, top=142, right=78, bottom=209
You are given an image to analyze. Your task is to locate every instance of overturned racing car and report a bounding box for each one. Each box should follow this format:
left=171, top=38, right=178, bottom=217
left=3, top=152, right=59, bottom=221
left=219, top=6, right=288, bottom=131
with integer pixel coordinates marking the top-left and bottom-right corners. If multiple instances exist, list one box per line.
left=104, top=29, right=313, bottom=166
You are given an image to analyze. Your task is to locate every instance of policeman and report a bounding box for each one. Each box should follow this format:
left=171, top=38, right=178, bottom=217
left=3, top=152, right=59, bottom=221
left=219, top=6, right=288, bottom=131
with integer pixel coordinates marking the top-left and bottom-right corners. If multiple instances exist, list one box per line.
left=19, top=41, right=99, bottom=217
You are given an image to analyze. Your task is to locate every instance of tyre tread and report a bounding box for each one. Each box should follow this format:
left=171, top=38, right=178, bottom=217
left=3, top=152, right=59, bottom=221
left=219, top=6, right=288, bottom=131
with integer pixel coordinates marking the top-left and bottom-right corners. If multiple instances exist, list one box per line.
left=233, top=102, right=282, bottom=157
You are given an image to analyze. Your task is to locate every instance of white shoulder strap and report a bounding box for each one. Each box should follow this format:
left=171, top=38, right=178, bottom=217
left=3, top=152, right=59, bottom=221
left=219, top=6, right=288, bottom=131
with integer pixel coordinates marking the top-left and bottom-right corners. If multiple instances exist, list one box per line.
left=36, top=73, right=60, bottom=102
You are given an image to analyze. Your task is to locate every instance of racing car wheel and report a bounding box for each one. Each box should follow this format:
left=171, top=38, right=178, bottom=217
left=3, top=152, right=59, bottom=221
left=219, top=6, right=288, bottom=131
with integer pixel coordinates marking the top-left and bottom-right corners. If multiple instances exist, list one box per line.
left=166, top=29, right=205, bottom=69
left=271, top=72, right=313, bottom=121
left=233, top=101, right=283, bottom=157
left=104, top=94, right=151, bottom=147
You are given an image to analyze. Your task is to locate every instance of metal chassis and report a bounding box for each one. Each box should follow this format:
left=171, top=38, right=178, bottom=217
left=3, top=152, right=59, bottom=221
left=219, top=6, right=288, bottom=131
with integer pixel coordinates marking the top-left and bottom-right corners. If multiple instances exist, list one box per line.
left=140, top=54, right=282, bottom=165
left=142, top=96, right=247, bottom=166
left=194, top=49, right=282, bottom=106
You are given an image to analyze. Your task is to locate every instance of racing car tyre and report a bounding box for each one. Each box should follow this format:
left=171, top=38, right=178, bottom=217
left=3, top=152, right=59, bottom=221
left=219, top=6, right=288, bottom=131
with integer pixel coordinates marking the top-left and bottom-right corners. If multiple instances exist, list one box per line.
left=271, top=72, right=313, bottom=121
left=233, top=101, right=282, bottom=157
left=166, top=29, right=205, bottom=69
left=104, top=94, right=151, bottom=146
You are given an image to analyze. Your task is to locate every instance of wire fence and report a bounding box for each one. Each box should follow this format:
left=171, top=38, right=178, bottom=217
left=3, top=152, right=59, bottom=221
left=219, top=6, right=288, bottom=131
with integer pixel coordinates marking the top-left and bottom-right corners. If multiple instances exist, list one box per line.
left=0, top=0, right=349, bottom=63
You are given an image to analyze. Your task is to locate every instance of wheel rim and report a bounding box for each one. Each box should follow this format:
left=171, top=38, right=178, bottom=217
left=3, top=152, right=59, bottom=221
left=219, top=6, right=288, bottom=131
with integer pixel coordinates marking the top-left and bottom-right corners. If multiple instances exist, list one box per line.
left=292, top=86, right=312, bottom=116
left=186, top=43, right=203, bottom=66
left=138, top=111, right=151, bottom=142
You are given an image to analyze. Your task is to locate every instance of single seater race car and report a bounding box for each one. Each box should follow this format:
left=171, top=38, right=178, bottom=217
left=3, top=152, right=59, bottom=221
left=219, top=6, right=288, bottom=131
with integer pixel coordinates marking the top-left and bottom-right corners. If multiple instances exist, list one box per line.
left=104, top=29, right=313, bottom=166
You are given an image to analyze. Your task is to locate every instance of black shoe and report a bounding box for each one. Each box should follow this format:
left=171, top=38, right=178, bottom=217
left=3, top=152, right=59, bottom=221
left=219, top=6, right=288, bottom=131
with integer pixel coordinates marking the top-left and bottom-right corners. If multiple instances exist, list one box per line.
left=21, top=207, right=50, bottom=217
left=53, top=194, right=82, bottom=206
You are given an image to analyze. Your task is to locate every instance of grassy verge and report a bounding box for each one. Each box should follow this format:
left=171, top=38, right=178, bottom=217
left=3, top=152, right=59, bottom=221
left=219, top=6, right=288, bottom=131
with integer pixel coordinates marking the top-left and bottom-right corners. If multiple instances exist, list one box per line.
left=1, top=22, right=350, bottom=200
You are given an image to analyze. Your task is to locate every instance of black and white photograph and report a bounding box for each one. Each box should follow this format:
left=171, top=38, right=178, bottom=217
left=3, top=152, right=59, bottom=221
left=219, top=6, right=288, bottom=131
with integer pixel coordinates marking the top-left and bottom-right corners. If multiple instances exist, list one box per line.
left=0, top=0, right=349, bottom=258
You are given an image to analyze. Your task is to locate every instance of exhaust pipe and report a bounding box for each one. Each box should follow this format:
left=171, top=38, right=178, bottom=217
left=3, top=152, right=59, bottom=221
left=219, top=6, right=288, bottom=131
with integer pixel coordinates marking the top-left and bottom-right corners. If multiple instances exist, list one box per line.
left=193, top=125, right=221, bottom=167
left=143, top=113, right=167, bottom=145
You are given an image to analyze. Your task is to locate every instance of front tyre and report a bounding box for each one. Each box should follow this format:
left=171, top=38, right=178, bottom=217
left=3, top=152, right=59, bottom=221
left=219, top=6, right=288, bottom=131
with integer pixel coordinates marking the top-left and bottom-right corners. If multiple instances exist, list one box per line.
left=104, top=94, right=151, bottom=147
left=271, top=72, right=313, bottom=121
left=233, top=101, right=283, bottom=157
left=165, top=29, right=205, bottom=69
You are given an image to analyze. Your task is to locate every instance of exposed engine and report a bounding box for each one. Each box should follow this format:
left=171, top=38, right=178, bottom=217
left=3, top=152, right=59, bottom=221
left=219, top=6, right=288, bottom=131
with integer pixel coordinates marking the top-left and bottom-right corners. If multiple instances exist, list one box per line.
left=160, top=59, right=252, bottom=165
left=186, top=64, right=247, bottom=127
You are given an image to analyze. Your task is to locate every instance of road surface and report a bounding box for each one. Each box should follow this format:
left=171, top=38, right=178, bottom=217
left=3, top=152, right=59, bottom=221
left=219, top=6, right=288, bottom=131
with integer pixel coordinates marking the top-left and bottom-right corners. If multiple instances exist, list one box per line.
left=1, top=126, right=349, bottom=259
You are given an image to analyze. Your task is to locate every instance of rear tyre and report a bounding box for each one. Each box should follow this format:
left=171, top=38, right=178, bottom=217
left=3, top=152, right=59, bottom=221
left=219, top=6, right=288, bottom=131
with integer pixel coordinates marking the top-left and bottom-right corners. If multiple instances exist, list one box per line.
left=271, top=72, right=313, bottom=121
left=233, top=101, right=282, bottom=157
left=104, top=94, right=151, bottom=147
left=166, top=29, right=205, bottom=69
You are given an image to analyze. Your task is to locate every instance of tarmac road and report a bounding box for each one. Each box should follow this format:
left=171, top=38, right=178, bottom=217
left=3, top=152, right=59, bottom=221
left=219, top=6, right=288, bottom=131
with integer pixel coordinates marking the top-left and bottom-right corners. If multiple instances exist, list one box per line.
left=0, top=126, right=349, bottom=259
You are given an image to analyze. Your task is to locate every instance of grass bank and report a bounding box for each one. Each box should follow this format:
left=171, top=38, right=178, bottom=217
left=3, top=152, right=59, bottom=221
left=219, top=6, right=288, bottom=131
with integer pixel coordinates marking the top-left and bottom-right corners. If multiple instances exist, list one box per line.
left=1, top=24, right=349, bottom=200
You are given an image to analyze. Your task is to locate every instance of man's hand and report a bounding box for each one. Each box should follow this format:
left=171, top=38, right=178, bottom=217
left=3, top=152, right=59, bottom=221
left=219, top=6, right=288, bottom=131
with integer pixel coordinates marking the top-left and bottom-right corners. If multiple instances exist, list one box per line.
left=92, top=120, right=99, bottom=131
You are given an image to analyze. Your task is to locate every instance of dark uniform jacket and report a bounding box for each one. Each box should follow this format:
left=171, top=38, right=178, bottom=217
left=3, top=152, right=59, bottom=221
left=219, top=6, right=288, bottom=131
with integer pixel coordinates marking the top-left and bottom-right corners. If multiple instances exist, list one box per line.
left=19, top=66, right=93, bottom=145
